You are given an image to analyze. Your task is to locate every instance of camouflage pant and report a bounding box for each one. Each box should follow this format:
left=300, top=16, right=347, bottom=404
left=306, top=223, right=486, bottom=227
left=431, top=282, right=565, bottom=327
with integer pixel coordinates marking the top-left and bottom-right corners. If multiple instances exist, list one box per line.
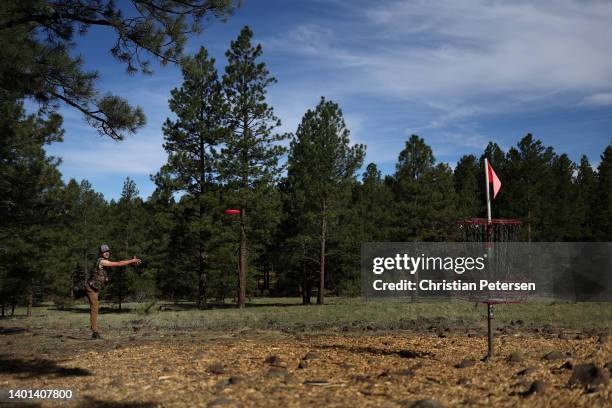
left=84, top=282, right=99, bottom=332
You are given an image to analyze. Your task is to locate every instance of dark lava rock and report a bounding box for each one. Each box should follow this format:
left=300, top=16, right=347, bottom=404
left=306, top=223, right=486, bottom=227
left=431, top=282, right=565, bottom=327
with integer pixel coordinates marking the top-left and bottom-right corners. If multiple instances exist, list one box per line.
left=207, top=397, right=234, bottom=407
left=408, top=399, right=444, bottom=408
left=265, top=355, right=287, bottom=368
left=506, top=353, right=523, bottom=364
left=522, top=380, right=548, bottom=396
left=208, top=362, right=226, bottom=375
left=399, top=349, right=433, bottom=358
left=303, top=351, right=320, bottom=360
left=558, top=332, right=571, bottom=340
left=228, top=375, right=245, bottom=385
left=266, top=368, right=287, bottom=379
left=298, top=360, right=308, bottom=369
left=515, top=367, right=536, bottom=377
left=568, top=363, right=610, bottom=387
left=542, top=351, right=565, bottom=361
left=396, top=369, right=416, bottom=377
left=551, top=360, right=574, bottom=374
left=597, top=335, right=608, bottom=344
left=455, top=359, right=476, bottom=368
left=457, top=378, right=470, bottom=385
left=399, top=350, right=420, bottom=358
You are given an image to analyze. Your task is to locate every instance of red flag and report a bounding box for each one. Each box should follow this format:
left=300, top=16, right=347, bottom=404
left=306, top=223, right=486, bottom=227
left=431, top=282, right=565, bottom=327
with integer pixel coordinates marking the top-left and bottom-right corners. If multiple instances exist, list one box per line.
left=487, top=161, right=501, bottom=199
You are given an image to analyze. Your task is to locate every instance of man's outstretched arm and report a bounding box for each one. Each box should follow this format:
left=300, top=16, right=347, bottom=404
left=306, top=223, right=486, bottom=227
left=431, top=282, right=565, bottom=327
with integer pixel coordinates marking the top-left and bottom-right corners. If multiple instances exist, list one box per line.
left=101, top=257, right=141, bottom=268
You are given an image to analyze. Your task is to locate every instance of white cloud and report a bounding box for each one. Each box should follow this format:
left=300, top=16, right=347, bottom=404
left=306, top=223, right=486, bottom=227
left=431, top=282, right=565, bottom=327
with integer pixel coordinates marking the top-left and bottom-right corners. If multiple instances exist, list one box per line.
left=47, top=0, right=612, bottom=190
left=581, top=92, right=612, bottom=106
left=264, top=0, right=612, bottom=124
left=51, top=132, right=167, bottom=176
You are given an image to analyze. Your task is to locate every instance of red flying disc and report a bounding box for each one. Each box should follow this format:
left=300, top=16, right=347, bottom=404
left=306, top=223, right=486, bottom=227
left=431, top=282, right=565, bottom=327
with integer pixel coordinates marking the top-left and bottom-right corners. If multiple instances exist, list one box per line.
left=223, top=209, right=240, bottom=215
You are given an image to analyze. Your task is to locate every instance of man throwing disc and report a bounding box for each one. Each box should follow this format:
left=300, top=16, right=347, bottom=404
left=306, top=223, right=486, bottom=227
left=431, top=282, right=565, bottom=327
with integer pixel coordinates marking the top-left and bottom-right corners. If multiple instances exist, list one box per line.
left=85, top=244, right=141, bottom=339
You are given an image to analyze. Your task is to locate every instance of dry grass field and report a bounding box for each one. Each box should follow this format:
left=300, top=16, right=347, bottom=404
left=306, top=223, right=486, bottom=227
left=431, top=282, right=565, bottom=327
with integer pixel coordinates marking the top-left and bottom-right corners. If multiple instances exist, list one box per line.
left=1, top=299, right=610, bottom=407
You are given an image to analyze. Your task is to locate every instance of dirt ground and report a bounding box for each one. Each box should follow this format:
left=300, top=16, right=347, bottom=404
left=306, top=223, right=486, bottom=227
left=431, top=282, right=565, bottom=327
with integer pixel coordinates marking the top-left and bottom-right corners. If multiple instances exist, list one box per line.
left=0, top=321, right=610, bottom=408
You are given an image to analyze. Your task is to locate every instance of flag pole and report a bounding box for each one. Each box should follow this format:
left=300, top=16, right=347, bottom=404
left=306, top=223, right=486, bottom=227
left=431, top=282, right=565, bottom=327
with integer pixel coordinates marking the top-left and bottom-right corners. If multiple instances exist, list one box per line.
left=484, top=157, right=494, bottom=359
left=484, top=158, right=492, bottom=223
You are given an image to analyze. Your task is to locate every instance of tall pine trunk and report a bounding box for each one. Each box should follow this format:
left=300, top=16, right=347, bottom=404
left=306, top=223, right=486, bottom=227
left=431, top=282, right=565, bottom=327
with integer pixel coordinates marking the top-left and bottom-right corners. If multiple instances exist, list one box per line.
left=317, top=201, right=327, bottom=305
left=70, top=270, right=75, bottom=303
left=197, top=131, right=209, bottom=309
left=238, top=208, right=247, bottom=308
left=237, top=119, right=249, bottom=309
left=197, top=244, right=206, bottom=308
left=197, top=193, right=207, bottom=309
left=301, top=242, right=311, bottom=305
left=26, top=285, right=33, bottom=317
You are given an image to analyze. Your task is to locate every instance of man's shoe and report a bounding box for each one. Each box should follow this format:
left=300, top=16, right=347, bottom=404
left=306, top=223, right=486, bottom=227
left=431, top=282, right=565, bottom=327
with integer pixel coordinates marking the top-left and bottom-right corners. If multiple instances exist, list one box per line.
left=92, top=332, right=102, bottom=340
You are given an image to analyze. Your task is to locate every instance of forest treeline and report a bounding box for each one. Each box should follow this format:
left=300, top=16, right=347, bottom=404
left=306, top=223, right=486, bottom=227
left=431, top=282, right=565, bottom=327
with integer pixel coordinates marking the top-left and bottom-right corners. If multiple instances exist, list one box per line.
left=1, top=21, right=611, bottom=312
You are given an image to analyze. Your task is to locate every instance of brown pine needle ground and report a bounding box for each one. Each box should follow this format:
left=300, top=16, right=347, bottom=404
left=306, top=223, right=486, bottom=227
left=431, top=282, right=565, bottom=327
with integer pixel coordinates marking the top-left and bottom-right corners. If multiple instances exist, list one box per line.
left=1, top=300, right=610, bottom=407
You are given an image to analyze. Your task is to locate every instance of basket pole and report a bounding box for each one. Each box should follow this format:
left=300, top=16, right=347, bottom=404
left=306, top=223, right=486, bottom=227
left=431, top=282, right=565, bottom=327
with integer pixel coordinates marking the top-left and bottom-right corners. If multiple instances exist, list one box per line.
left=484, top=158, right=494, bottom=359
left=487, top=303, right=494, bottom=358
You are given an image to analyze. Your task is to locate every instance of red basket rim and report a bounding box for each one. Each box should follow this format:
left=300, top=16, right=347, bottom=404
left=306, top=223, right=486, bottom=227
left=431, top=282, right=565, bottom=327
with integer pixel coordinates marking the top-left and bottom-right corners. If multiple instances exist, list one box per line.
left=457, top=218, right=522, bottom=225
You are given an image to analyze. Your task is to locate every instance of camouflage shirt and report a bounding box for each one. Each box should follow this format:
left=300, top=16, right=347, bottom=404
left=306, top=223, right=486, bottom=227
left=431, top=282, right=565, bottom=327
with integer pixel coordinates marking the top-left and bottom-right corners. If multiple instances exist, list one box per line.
left=88, top=257, right=109, bottom=290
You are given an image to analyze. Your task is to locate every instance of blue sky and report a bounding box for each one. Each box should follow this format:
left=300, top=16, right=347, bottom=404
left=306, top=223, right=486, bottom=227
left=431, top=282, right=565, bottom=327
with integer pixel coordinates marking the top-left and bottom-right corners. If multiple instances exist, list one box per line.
left=44, top=0, right=612, bottom=200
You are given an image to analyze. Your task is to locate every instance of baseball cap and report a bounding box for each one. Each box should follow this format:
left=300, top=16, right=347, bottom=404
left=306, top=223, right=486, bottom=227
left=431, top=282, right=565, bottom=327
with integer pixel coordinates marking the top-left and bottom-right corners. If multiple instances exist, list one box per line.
left=99, top=244, right=111, bottom=253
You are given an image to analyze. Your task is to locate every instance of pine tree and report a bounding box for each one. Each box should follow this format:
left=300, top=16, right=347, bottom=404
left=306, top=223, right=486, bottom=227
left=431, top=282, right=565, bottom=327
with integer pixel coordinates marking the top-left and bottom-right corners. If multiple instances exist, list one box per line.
left=107, top=177, right=146, bottom=310
left=503, top=134, right=553, bottom=241
left=61, top=179, right=107, bottom=302
left=275, top=179, right=318, bottom=303
left=287, top=97, right=365, bottom=305
left=422, top=163, right=458, bottom=240
left=141, top=182, right=176, bottom=301
left=0, top=0, right=237, bottom=140
left=391, top=134, right=435, bottom=241
left=159, top=47, right=226, bottom=307
left=220, top=26, right=288, bottom=308
left=576, top=155, right=597, bottom=240
left=0, top=97, right=64, bottom=315
left=356, top=163, right=394, bottom=241
left=454, top=155, right=480, bottom=219
left=543, top=154, right=579, bottom=240
left=593, top=145, right=612, bottom=240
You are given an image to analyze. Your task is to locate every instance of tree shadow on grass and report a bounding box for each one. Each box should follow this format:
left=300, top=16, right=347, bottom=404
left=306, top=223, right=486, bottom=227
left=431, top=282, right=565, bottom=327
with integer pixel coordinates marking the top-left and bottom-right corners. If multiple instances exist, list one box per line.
left=0, top=355, right=92, bottom=378
left=76, top=396, right=157, bottom=408
left=317, top=344, right=435, bottom=359
left=0, top=327, right=28, bottom=335
left=53, top=307, right=133, bottom=314
left=55, top=301, right=311, bottom=314
left=157, top=301, right=308, bottom=311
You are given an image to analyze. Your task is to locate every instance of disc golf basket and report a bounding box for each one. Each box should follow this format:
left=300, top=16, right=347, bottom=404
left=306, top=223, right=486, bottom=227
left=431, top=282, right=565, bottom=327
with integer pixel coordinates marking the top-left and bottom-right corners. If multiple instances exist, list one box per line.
left=457, top=218, right=523, bottom=359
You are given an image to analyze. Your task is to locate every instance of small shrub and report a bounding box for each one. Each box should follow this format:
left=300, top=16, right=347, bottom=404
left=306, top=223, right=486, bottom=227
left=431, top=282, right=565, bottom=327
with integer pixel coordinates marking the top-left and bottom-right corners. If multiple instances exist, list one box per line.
left=135, top=299, right=158, bottom=315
